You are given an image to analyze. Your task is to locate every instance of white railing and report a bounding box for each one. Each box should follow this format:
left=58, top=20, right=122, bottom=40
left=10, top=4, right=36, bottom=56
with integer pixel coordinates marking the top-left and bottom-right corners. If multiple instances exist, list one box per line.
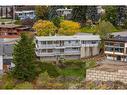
left=36, top=43, right=80, bottom=48
left=35, top=52, right=54, bottom=56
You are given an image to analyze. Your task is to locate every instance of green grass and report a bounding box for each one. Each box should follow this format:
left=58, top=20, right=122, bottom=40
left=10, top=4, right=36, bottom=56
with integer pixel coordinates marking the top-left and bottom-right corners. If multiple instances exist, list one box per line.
left=80, top=26, right=96, bottom=33
left=80, top=25, right=120, bottom=33
left=59, top=67, right=85, bottom=79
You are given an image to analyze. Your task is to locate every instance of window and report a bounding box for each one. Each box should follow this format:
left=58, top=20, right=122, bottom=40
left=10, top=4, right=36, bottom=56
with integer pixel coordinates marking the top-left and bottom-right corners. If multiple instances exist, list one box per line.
left=54, top=41, right=59, bottom=44
left=60, top=49, right=64, bottom=53
left=41, top=41, right=46, bottom=45
left=68, top=41, right=71, bottom=43
left=41, top=49, right=46, bottom=53
left=72, top=47, right=79, bottom=50
left=76, top=40, right=78, bottom=43
left=105, top=47, right=114, bottom=52
left=115, top=48, right=124, bottom=53
left=47, top=49, right=53, bottom=53
left=36, top=40, right=38, bottom=44
left=47, top=41, right=52, bottom=44
left=82, top=41, right=85, bottom=44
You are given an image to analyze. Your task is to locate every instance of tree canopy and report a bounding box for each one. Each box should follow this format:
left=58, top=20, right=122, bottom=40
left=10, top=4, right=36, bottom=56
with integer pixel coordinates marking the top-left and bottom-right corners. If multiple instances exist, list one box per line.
left=35, top=6, right=49, bottom=20
left=58, top=20, right=80, bottom=35
left=12, top=33, right=37, bottom=81
left=33, top=20, right=57, bottom=36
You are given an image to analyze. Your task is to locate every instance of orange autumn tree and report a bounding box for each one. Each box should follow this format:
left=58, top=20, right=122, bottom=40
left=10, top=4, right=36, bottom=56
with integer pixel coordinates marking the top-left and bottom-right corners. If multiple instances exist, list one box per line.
left=33, top=20, right=57, bottom=36
left=58, top=20, right=81, bottom=35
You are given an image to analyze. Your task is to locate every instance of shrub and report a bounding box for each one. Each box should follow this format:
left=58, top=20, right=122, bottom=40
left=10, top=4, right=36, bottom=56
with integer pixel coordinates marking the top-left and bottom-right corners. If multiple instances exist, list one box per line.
left=85, top=60, right=96, bottom=69
left=14, top=82, right=33, bottom=89
left=40, top=62, right=60, bottom=77
left=63, top=60, right=86, bottom=68
left=1, top=74, right=15, bottom=89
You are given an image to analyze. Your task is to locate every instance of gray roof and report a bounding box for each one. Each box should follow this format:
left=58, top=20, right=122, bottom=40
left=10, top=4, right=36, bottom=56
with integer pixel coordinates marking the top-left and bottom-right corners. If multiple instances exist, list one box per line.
left=112, top=31, right=127, bottom=36
left=35, top=35, right=100, bottom=41
left=0, top=38, right=17, bottom=56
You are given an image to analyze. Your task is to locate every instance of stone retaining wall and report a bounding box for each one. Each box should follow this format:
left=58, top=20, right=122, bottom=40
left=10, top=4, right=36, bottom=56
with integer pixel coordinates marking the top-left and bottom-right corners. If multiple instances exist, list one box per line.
left=86, top=69, right=127, bottom=84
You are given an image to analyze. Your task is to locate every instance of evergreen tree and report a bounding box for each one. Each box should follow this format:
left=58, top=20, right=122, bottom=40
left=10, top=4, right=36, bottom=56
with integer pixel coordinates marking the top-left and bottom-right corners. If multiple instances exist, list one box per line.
left=102, top=6, right=117, bottom=26
left=48, top=6, right=64, bottom=20
left=12, top=33, right=37, bottom=81
left=86, top=6, right=101, bottom=23
left=35, top=6, right=49, bottom=20
left=71, top=6, right=87, bottom=25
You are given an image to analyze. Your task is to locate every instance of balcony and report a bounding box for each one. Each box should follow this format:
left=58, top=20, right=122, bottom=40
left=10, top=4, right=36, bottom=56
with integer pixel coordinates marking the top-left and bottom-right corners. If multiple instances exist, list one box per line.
left=35, top=52, right=54, bottom=57
left=81, top=43, right=98, bottom=47
left=36, top=43, right=80, bottom=49
left=64, top=51, right=80, bottom=55
left=36, top=44, right=56, bottom=49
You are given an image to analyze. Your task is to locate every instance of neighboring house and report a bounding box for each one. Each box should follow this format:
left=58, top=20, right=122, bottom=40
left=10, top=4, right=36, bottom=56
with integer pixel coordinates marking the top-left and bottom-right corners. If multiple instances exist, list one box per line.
left=0, top=6, right=14, bottom=19
left=104, top=35, right=127, bottom=62
left=0, top=24, right=30, bottom=37
left=15, top=10, right=35, bottom=20
left=35, top=35, right=100, bottom=61
left=0, top=37, right=19, bottom=73
left=0, top=5, right=35, bottom=19
left=56, top=7, right=72, bottom=20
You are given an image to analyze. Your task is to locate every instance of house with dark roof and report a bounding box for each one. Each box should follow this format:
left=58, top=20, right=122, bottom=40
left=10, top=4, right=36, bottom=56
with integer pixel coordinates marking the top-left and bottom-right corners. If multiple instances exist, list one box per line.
left=104, top=35, right=127, bottom=62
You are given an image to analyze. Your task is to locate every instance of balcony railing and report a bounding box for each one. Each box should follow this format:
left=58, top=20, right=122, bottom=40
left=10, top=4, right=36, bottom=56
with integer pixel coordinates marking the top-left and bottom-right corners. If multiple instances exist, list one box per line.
left=36, top=43, right=80, bottom=49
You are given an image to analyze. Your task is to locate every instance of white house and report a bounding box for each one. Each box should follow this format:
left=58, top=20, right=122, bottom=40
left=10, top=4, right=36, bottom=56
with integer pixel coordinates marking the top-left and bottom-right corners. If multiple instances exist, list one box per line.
left=35, top=35, right=101, bottom=61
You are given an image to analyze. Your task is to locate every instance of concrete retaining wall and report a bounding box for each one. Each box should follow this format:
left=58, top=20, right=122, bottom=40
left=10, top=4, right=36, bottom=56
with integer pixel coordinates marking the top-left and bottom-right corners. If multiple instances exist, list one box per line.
left=86, top=69, right=127, bottom=84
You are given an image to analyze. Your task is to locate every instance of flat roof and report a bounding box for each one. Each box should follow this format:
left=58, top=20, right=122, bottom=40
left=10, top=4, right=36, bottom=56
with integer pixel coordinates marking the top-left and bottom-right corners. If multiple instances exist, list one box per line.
left=35, top=35, right=100, bottom=41
left=0, top=24, right=22, bottom=28
left=15, top=10, right=35, bottom=14
left=105, top=35, right=127, bottom=42
left=112, top=31, right=127, bottom=36
left=0, top=35, right=19, bottom=38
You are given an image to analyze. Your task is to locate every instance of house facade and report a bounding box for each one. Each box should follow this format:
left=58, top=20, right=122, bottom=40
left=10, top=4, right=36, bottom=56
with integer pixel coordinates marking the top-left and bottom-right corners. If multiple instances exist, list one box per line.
left=104, top=35, right=127, bottom=62
left=35, top=35, right=100, bottom=61
left=15, top=10, right=35, bottom=20
left=0, top=37, right=19, bottom=73
left=0, top=5, right=35, bottom=19
left=56, top=7, right=72, bottom=20
left=0, top=24, right=30, bottom=37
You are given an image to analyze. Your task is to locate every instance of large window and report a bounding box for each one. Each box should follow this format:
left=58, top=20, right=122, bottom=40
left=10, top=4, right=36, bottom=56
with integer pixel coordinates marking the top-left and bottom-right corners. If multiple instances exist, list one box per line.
left=41, top=41, right=46, bottom=45
left=115, top=48, right=124, bottom=53
left=105, top=47, right=114, bottom=52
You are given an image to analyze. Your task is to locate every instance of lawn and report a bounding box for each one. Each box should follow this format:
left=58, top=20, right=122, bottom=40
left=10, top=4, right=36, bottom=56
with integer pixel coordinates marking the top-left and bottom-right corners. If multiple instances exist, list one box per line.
left=80, top=25, right=120, bottom=33
left=60, top=67, right=84, bottom=77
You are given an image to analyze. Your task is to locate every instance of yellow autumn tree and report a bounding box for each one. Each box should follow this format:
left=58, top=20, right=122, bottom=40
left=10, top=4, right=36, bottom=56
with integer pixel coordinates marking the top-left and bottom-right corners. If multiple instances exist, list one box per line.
left=33, top=20, right=57, bottom=36
left=58, top=20, right=81, bottom=35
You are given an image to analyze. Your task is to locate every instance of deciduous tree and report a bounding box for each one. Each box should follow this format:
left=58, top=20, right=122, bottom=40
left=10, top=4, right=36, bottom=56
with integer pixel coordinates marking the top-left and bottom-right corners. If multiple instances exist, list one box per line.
left=33, top=20, right=57, bottom=36
left=58, top=20, right=80, bottom=35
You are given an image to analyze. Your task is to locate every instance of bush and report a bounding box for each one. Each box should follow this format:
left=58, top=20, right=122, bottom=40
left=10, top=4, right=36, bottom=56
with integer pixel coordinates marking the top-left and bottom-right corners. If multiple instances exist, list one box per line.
left=15, top=82, right=33, bottom=89
left=60, top=60, right=86, bottom=79
left=85, top=60, right=96, bottom=69
left=63, top=60, right=86, bottom=68
left=1, top=74, right=15, bottom=89
left=39, top=61, right=60, bottom=77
